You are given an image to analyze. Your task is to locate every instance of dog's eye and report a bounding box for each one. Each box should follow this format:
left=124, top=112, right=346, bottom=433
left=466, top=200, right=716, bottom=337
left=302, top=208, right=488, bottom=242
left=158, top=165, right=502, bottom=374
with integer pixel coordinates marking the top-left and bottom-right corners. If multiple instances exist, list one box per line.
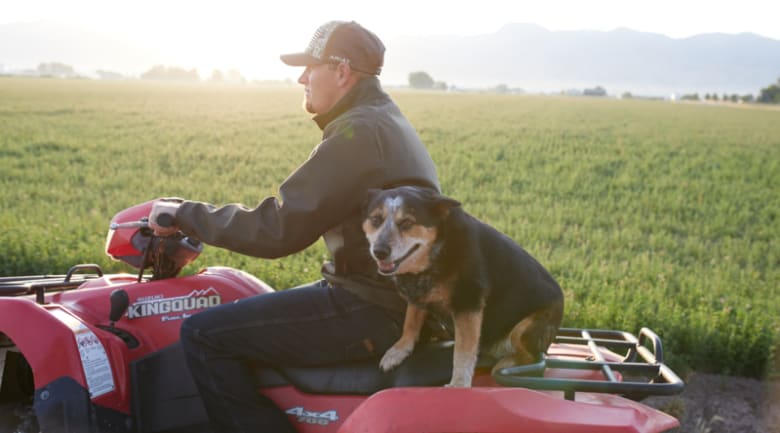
left=398, top=219, right=414, bottom=231
left=370, top=215, right=384, bottom=227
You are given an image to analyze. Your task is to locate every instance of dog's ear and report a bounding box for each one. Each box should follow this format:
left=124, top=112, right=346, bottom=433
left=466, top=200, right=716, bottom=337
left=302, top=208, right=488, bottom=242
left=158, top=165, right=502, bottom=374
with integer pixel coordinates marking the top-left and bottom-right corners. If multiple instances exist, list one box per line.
left=432, top=194, right=461, bottom=217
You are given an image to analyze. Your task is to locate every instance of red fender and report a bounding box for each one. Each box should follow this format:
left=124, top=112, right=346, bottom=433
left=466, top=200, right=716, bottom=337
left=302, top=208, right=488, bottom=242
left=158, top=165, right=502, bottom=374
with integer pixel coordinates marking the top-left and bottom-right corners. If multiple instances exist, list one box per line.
left=337, top=387, right=679, bottom=433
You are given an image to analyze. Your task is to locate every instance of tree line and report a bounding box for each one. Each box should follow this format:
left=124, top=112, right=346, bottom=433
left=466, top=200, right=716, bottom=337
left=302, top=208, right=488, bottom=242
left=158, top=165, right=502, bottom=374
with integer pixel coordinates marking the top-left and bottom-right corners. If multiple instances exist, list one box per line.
left=410, top=70, right=780, bottom=104
left=15, top=62, right=780, bottom=103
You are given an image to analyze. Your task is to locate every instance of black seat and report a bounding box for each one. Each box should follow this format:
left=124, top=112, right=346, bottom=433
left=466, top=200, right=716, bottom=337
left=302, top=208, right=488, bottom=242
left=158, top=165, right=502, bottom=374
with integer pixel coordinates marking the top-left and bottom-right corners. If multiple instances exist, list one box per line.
left=255, top=341, right=456, bottom=395
left=131, top=341, right=464, bottom=432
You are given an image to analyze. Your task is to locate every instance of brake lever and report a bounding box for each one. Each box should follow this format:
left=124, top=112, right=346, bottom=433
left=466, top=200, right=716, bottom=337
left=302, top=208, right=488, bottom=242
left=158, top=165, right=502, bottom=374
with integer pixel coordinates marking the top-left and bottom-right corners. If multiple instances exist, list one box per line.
left=110, top=221, right=149, bottom=230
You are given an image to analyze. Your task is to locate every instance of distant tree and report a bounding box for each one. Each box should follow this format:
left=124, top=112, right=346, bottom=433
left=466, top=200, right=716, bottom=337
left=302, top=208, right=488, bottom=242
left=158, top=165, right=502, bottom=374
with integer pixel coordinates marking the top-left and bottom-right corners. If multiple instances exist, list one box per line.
left=433, top=81, right=448, bottom=91
left=492, top=84, right=509, bottom=94
left=730, top=94, right=738, bottom=103
left=37, top=62, right=75, bottom=78
left=583, top=86, right=607, bottom=97
left=704, top=93, right=711, bottom=100
left=681, top=93, right=700, bottom=101
left=96, top=70, right=124, bottom=80
left=740, top=94, right=754, bottom=103
left=712, top=93, right=719, bottom=101
left=141, top=65, right=200, bottom=81
left=408, top=71, right=434, bottom=89
left=225, top=69, right=246, bottom=84
left=758, top=77, right=780, bottom=104
left=210, top=69, right=224, bottom=82
left=621, top=92, right=633, bottom=99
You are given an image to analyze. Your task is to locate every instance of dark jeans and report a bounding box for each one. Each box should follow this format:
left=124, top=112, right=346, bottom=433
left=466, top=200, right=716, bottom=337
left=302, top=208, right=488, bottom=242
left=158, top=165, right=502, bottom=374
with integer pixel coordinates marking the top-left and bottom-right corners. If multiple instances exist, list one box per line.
left=179, top=280, right=404, bottom=433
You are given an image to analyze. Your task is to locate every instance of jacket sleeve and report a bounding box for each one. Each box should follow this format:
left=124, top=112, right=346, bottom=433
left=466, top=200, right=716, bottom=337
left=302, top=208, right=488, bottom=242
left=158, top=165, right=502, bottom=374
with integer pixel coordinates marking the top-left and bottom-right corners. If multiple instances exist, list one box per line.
left=174, top=120, right=383, bottom=258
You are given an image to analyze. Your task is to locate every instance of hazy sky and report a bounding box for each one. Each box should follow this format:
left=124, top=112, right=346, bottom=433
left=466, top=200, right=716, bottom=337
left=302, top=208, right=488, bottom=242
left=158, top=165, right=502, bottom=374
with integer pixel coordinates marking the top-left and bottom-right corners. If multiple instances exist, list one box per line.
left=2, top=0, right=778, bottom=81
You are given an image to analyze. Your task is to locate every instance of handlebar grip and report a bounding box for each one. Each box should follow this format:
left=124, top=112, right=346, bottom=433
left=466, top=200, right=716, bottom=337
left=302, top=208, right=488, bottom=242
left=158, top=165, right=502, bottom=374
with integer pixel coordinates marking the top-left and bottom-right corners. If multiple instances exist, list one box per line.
left=156, top=212, right=175, bottom=228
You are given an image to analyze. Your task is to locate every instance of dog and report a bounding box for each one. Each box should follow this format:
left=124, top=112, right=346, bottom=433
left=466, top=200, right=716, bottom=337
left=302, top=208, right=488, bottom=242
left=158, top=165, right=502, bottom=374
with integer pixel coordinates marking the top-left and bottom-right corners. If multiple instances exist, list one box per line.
left=362, top=186, right=564, bottom=387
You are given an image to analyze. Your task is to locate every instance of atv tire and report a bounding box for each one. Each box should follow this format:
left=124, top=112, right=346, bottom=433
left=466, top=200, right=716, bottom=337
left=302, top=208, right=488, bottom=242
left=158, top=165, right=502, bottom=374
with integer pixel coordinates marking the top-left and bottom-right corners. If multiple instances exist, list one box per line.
left=0, top=402, right=38, bottom=433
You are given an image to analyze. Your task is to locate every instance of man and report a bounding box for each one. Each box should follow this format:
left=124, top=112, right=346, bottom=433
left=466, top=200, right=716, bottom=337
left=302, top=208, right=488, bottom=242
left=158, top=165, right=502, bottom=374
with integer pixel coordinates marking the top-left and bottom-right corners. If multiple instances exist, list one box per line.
left=148, top=21, right=440, bottom=432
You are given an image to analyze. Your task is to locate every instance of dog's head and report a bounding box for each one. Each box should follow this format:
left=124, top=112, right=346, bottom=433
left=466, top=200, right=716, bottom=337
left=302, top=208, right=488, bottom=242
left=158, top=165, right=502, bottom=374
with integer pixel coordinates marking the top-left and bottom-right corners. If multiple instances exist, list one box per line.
left=362, top=186, right=460, bottom=276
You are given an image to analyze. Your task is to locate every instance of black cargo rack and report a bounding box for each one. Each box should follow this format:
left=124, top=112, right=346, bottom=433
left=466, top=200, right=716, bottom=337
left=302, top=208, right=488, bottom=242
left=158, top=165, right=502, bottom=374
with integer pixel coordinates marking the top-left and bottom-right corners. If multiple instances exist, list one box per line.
left=0, top=264, right=105, bottom=304
left=493, top=327, right=684, bottom=400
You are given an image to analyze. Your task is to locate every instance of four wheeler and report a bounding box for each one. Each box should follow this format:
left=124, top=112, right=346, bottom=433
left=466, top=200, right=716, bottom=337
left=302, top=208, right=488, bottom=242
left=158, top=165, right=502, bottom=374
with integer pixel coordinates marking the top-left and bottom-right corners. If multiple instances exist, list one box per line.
left=0, top=200, right=684, bottom=433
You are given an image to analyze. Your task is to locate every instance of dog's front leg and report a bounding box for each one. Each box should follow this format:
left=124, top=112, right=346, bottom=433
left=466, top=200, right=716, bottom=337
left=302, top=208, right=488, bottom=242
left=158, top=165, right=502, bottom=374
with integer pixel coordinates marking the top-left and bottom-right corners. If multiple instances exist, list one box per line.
left=448, top=310, right=483, bottom=387
left=380, top=304, right=426, bottom=371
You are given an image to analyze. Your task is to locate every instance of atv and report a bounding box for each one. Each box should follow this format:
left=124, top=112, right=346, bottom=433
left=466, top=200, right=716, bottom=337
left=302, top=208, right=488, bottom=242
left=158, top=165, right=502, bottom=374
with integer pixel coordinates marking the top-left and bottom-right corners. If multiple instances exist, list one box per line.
left=0, top=200, right=684, bottom=433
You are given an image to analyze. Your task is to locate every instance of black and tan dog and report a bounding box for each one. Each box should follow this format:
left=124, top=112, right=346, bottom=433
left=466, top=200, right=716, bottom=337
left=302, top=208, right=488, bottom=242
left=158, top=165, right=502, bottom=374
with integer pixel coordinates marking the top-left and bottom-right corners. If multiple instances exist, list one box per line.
left=362, top=186, right=564, bottom=387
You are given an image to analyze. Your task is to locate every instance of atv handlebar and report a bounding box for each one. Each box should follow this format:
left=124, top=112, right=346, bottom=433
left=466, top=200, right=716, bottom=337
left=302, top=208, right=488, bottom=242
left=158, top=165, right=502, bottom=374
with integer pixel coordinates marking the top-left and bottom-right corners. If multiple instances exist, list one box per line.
left=110, top=212, right=174, bottom=231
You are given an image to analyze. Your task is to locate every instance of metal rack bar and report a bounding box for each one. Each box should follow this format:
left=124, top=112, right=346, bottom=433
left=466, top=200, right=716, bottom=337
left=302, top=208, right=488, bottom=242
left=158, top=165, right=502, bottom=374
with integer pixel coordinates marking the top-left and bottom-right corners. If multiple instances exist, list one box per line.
left=0, top=264, right=104, bottom=303
left=494, top=327, right=684, bottom=400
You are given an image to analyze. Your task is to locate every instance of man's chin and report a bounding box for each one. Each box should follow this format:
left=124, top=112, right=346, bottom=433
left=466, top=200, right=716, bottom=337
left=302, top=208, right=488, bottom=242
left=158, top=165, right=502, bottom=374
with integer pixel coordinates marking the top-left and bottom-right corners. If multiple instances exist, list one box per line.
left=302, top=99, right=316, bottom=114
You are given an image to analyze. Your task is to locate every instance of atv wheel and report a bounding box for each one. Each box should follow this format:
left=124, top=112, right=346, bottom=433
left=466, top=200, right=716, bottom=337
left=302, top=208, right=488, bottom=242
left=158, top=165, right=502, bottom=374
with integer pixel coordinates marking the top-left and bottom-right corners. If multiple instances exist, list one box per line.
left=0, top=402, right=39, bottom=433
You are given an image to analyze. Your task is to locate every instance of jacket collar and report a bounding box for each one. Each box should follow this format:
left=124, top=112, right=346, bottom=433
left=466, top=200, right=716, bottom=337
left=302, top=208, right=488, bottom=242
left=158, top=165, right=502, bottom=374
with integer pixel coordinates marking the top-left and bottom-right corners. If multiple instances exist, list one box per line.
left=313, top=76, right=386, bottom=130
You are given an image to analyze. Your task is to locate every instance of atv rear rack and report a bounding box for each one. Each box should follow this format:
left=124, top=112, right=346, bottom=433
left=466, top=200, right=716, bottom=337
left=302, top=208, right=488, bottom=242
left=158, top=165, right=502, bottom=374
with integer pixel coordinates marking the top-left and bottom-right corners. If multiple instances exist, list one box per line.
left=0, top=264, right=104, bottom=303
left=493, top=327, right=684, bottom=400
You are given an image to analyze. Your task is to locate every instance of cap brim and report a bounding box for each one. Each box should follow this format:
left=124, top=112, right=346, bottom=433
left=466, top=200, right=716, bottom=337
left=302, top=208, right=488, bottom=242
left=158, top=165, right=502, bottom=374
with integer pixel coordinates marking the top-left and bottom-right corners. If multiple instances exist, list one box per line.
left=280, top=52, right=321, bottom=67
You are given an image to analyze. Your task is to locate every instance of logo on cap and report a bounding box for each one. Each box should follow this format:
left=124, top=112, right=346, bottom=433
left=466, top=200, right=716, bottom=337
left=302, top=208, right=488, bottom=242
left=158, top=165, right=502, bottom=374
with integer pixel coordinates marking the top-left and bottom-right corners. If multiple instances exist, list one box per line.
left=308, top=21, right=345, bottom=60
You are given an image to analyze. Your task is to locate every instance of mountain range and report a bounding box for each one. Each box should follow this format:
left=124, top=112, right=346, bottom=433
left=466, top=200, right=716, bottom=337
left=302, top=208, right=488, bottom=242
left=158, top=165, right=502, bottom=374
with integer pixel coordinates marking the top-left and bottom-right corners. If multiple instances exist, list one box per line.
left=384, top=23, right=780, bottom=96
left=2, top=21, right=779, bottom=96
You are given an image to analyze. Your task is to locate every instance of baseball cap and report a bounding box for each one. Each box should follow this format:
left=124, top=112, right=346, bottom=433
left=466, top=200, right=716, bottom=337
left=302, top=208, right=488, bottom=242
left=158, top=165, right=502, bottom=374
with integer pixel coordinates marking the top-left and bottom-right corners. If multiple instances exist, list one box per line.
left=280, top=21, right=385, bottom=75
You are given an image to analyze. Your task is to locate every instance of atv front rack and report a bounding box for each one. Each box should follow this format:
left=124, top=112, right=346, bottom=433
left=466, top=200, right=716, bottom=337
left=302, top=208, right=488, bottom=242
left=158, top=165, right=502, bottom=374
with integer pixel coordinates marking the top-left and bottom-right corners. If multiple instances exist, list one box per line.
left=0, top=264, right=104, bottom=303
left=493, top=327, right=684, bottom=400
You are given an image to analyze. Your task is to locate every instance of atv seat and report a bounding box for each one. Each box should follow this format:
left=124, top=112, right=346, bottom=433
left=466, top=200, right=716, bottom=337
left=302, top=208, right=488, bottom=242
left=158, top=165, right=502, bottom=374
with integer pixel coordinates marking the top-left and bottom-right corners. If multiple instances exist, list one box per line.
left=132, top=340, right=474, bottom=432
left=254, top=340, right=461, bottom=395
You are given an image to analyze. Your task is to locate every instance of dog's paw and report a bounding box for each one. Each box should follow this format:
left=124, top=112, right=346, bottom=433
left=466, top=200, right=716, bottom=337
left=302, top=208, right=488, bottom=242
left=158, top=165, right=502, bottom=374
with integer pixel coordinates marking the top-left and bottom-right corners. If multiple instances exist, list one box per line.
left=379, top=344, right=413, bottom=372
left=445, top=370, right=474, bottom=388
left=445, top=377, right=472, bottom=388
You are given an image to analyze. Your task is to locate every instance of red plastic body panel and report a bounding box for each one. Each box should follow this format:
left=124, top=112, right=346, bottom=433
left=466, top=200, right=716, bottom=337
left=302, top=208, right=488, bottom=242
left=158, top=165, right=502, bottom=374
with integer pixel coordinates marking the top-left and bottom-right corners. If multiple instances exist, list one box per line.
left=336, top=387, right=679, bottom=433
left=0, top=299, right=92, bottom=392
left=261, top=386, right=366, bottom=433
left=105, top=200, right=156, bottom=261
left=0, top=267, right=274, bottom=415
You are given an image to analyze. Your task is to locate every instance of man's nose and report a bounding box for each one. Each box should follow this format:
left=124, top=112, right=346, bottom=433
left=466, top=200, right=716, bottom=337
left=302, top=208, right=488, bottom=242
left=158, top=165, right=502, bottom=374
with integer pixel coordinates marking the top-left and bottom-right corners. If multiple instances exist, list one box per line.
left=298, top=67, right=309, bottom=84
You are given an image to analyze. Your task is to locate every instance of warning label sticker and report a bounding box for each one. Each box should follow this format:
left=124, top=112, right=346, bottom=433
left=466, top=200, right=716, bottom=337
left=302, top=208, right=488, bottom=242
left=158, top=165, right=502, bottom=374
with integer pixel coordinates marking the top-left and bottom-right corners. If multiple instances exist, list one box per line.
left=50, top=309, right=115, bottom=398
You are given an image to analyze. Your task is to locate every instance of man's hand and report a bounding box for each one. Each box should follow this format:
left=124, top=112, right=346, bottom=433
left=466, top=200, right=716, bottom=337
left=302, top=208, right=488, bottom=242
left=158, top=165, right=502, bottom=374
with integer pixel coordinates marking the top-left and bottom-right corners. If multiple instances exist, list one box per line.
left=149, top=200, right=181, bottom=236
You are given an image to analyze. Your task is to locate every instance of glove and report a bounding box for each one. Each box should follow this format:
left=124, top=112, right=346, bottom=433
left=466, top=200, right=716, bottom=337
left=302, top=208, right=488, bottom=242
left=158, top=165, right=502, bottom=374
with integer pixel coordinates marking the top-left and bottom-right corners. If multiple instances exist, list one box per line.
left=149, top=199, right=182, bottom=236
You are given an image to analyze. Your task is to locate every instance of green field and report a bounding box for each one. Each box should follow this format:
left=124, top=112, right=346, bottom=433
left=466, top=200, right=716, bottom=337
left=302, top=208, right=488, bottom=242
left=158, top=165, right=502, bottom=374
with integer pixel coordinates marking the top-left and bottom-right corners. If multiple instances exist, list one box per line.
left=1, top=77, right=778, bottom=378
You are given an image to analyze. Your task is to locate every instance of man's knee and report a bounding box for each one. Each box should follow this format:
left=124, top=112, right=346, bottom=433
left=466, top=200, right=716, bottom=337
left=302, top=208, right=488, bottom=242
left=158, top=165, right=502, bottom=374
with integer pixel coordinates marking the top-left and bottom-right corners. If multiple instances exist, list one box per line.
left=180, top=315, right=200, bottom=350
left=180, top=311, right=218, bottom=352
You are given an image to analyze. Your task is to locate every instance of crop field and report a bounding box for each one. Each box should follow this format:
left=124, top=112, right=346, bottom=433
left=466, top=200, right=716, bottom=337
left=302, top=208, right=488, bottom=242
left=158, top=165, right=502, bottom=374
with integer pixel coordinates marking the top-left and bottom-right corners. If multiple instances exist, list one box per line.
left=1, top=77, right=778, bottom=378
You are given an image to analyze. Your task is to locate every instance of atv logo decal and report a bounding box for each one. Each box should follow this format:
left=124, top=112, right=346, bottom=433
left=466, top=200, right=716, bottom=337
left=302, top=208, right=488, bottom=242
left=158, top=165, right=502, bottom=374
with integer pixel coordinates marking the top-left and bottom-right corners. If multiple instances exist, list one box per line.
left=127, top=288, right=222, bottom=321
left=285, top=406, right=339, bottom=426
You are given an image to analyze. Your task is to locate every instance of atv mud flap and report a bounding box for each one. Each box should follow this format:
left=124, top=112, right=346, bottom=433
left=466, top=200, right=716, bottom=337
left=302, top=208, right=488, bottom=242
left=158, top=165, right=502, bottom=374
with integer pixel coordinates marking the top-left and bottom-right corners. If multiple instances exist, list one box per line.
left=130, top=343, right=214, bottom=433
left=34, top=376, right=132, bottom=433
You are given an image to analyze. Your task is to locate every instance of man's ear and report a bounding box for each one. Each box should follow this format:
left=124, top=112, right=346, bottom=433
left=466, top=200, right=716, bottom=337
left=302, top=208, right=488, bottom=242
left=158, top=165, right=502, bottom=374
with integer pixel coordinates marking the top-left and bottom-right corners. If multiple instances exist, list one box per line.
left=337, top=62, right=352, bottom=85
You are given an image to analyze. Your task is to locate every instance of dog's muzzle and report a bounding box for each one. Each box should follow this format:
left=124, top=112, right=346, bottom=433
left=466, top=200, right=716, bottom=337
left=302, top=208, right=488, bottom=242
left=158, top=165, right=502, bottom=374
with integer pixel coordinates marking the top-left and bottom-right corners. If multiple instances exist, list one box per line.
left=373, top=244, right=420, bottom=275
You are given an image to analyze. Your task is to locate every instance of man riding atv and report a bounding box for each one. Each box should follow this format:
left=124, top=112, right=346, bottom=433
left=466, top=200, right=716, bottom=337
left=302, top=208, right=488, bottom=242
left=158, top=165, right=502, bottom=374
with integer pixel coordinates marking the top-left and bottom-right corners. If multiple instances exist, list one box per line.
left=148, top=20, right=440, bottom=433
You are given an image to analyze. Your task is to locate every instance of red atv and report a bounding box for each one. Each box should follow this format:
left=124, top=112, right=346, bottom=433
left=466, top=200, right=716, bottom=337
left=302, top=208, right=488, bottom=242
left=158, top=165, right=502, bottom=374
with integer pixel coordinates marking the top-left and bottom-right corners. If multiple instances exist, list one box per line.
left=0, top=200, right=684, bottom=433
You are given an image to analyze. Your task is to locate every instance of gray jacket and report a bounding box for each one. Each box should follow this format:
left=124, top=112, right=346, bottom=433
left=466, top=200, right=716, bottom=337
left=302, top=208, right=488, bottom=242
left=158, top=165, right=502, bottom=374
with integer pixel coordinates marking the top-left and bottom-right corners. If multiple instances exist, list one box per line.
left=175, top=77, right=439, bottom=302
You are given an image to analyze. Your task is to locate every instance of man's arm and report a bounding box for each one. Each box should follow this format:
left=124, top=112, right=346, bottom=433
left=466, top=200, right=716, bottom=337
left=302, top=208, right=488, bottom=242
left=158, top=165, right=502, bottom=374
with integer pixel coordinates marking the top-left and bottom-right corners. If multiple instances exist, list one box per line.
left=173, top=122, right=383, bottom=258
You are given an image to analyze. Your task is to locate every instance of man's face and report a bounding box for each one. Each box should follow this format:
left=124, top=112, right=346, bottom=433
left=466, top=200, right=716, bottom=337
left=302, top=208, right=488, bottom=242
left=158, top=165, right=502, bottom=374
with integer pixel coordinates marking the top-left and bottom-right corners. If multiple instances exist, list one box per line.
left=298, top=63, right=341, bottom=114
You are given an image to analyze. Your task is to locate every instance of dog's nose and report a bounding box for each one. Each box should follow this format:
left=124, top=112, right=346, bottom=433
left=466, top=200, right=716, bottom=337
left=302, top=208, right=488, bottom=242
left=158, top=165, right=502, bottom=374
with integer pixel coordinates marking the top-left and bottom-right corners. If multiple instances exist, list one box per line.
left=372, top=246, right=390, bottom=261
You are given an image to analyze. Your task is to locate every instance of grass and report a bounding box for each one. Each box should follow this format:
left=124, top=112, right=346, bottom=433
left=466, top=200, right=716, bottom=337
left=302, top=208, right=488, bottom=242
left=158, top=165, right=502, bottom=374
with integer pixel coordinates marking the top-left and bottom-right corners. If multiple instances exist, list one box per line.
left=1, top=77, right=778, bottom=378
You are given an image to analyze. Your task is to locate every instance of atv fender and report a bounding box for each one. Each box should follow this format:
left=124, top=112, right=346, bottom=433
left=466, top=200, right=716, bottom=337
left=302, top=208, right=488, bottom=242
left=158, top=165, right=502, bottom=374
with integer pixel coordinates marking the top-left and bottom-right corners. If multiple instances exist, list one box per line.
left=0, top=297, right=130, bottom=432
left=337, top=387, right=680, bottom=433
left=1, top=298, right=103, bottom=390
